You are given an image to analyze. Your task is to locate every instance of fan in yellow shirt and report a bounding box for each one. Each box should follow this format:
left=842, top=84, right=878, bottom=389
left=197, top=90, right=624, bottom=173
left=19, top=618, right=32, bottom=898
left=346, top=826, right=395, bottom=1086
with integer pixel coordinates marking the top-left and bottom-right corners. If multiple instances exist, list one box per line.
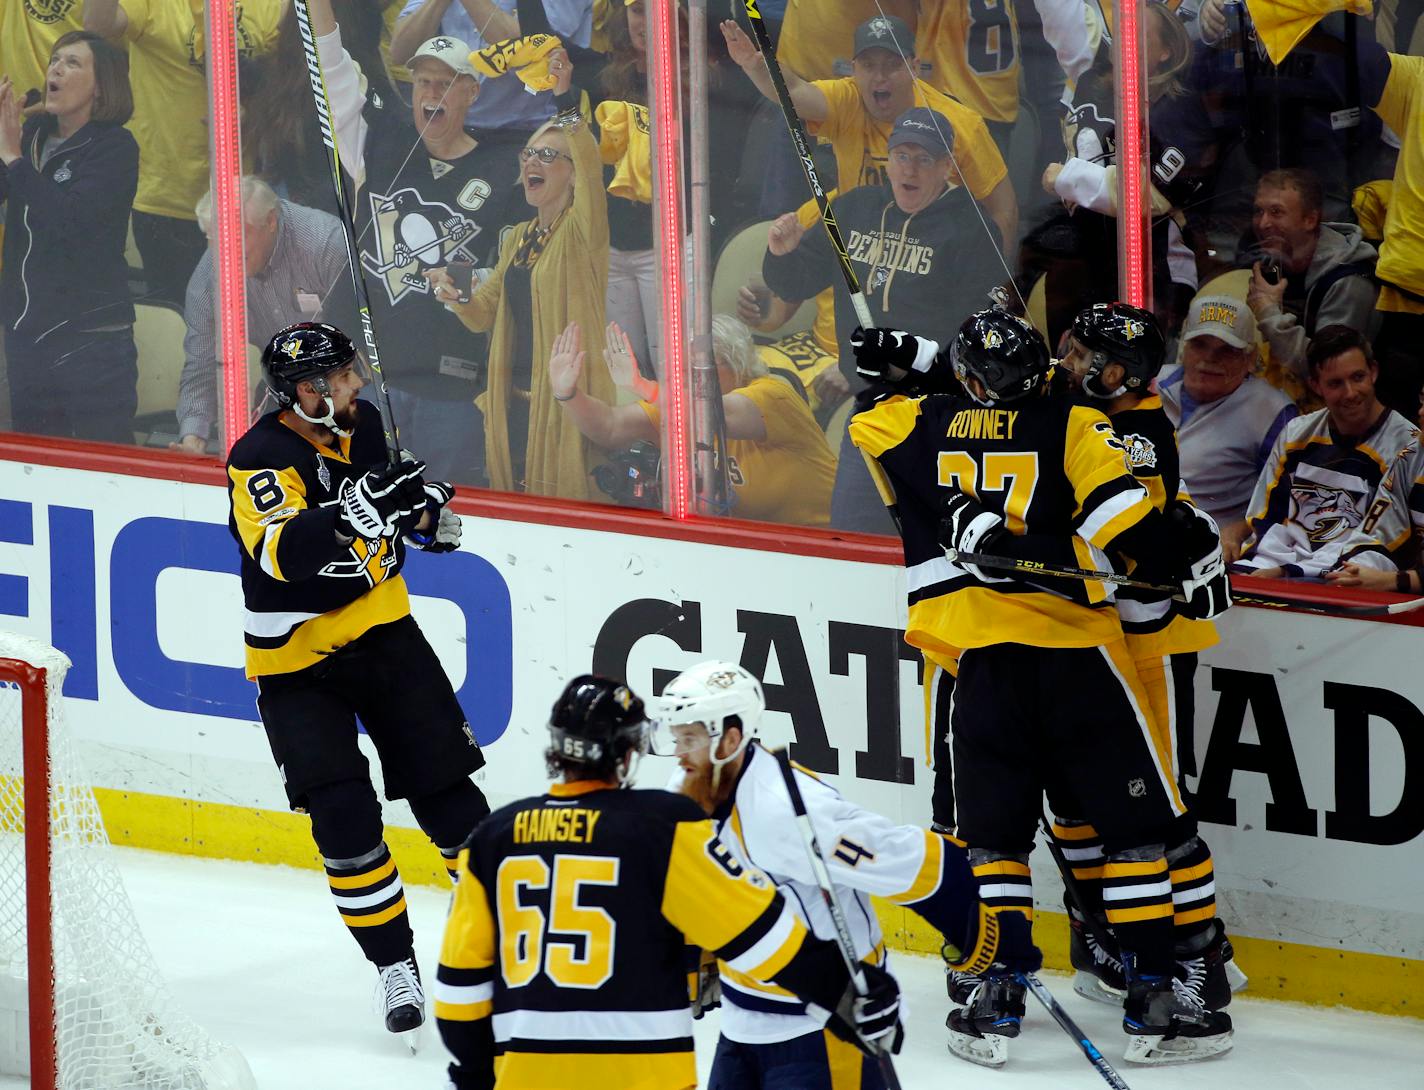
left=547, top=317, right=837, bottom=526
left=774, top=0, right=918, bottom=83
left=82, top=0, right=281, bottom=303
left=722, top=13, right=1017, bottom=250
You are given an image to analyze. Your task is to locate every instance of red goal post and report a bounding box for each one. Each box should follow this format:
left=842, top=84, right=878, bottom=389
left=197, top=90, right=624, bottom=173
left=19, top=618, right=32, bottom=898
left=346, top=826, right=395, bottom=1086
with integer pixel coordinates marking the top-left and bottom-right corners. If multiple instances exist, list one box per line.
left=0, top=631, right=255, bottom=1090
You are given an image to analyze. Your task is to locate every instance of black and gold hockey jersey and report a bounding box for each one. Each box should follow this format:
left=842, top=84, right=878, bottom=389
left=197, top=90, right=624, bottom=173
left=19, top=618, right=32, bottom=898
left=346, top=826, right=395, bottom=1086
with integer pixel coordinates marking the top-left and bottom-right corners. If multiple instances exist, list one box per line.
left=850, top=392, right=1156, bottom=661
left=436, top=783, right=822, bottom=1090
left=226, top=401, right=410, bottom=679
left=1104, top=396, right=1218, bottom=658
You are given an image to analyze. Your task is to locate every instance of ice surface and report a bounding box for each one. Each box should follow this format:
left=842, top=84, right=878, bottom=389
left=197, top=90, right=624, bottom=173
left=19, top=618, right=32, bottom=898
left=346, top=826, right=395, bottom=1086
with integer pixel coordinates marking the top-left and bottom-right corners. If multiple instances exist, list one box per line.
left=11, top=849, right=1421, bottom=1089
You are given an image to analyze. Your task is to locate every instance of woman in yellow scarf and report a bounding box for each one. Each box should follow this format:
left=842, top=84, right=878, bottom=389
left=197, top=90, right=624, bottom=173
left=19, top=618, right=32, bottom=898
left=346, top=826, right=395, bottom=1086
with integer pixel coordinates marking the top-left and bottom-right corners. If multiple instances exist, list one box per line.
left=429, top=52, right=612, bottom=499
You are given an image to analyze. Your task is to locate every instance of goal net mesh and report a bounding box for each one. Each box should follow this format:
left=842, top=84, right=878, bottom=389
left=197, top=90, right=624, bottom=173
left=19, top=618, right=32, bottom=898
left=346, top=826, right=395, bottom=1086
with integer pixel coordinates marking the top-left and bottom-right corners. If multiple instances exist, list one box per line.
left=0, top=630, right=254, bottom=1089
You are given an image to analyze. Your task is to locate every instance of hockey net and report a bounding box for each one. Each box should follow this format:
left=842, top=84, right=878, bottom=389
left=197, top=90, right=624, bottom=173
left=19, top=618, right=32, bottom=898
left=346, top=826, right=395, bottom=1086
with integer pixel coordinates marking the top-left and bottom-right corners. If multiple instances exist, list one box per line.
left=0, top=631, right=255, bottom=1090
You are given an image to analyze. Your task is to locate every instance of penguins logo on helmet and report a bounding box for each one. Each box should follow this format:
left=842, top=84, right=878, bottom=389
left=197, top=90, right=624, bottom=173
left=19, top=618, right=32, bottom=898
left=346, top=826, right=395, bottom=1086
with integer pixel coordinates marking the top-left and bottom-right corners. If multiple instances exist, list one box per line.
left=982, top=329, right=1004, bottom=350
left=1122, top=319, right=1145, bottom=341
left=281, top=337, right=303, bottom=359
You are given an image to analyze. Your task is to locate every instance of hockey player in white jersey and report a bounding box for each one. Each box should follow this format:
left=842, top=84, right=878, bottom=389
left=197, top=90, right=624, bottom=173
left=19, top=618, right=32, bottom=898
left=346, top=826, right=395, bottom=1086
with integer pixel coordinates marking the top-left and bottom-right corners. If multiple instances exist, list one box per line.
left=651, top=661, right=1040, bottom=1087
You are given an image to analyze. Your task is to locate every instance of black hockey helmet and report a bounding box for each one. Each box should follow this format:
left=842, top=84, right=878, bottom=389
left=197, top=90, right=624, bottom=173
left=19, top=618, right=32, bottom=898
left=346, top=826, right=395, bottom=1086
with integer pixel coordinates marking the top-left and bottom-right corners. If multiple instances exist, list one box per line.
left=950, top=309, right=1052, bottom=405
left=547, top=675, right=649, bottom=781
left=261, top=322, right=357, bottom=407
left=1070, top=302, right=1166, bottom=398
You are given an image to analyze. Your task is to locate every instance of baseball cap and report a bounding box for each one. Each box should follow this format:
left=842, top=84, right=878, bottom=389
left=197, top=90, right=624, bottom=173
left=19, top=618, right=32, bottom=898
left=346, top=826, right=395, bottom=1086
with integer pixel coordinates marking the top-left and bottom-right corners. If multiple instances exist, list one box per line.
left=412, top=35, right=477, bottom=79
left=887, top=107, right=954, bottom=155
left=853, top=15, right=913, bottom=58
left=1180, top=294, right=1258, bottom=349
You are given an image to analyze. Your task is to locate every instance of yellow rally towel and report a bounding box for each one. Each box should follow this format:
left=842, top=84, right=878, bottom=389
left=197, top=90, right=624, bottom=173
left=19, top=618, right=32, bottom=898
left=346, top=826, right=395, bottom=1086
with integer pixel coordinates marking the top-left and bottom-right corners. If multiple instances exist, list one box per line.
left=1243, top=0, right=1372, bottom=65
left=594, top=100, right=654, bottom=203
left=470, top=33, right=563, bottom=94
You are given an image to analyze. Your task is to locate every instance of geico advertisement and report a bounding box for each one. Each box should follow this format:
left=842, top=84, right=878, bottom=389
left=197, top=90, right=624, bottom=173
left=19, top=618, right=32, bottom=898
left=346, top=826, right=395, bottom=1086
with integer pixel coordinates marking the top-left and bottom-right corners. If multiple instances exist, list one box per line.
left=0, top=463, right=1421, bottom=957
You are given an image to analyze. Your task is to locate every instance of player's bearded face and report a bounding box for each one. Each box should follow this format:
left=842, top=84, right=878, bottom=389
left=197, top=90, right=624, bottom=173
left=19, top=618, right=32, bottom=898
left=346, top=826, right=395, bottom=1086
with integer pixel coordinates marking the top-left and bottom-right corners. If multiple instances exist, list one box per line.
left=673, top=723, right=731, bottom=812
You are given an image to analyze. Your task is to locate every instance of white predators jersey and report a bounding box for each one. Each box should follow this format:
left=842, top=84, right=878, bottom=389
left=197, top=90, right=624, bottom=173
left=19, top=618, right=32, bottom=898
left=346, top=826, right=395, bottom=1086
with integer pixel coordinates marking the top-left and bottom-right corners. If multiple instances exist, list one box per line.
left=1239, top=407, right=1423, bottom=578
left=670, top=744, right=964, bottom=1044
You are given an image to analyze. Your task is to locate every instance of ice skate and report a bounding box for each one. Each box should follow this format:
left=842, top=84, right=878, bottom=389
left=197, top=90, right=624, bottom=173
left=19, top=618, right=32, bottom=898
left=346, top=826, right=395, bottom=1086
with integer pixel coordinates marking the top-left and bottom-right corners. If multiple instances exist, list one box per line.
left=945, top=968, right=980, bottom=1006
left=946, top=972, right=1025, bottom=1067
left=1123, top=969, right=1233, bottom=1065
left=376, top=955, right=425, bottom=1053
left=1068, top=904, right=1126, bottom=1005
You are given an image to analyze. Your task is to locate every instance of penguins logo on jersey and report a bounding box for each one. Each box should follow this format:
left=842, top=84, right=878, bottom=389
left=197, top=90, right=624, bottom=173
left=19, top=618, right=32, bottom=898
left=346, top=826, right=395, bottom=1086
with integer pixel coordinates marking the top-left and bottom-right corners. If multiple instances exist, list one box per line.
left=1121, top=433, right=1158, bottom=470
left=364, top=187, right=480, bottom=304
left=1291, top=481, right=1364, bottom=544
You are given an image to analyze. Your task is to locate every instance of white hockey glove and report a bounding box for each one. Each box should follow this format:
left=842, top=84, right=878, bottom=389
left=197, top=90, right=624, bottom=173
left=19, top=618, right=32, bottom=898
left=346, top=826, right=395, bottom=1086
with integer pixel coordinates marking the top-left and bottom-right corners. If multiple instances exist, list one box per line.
left=336, top=457, right=426, bottom=541
left=690, top=948, right=722, bottom=1020
left=1171, top=501, right=1233, bottom=619
left=850, top=326, right=939, bottom=382
left=406, top=505, right=463, bottom=553
left=816, top=961, right=903, bottom=1057
left=940, top=492, right=1013, bottom=582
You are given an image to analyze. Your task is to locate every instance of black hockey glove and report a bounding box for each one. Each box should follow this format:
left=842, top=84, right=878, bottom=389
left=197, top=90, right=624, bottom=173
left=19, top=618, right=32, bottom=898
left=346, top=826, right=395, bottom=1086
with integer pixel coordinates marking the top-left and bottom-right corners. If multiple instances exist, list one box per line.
left=940, top=492, right=1012, bottom=582
left=850, top=326, right=937, bottom=382
left=336, top=457, right=427, bottom=541
left=820, top=961, right=904, bottom=1057
left=1169, top=501, right=1233, bottom=620
left=406, top=481, right=461, bottom=552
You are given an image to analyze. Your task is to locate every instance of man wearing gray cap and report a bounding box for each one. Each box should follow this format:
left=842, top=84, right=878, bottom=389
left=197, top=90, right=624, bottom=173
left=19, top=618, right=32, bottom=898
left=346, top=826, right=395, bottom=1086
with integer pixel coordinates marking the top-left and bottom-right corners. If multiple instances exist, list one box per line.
left=761, top=107, right=1006, bottom=533
left=1158, top=295, right=1298, bottom=556
left=309, top=0, right=523, bottom=483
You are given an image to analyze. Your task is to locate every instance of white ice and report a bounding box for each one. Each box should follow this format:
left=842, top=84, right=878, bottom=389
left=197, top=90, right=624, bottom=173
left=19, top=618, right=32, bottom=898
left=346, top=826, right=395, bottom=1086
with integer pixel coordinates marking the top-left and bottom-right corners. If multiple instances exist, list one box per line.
left=13, top=849, right=1423, bottom=1089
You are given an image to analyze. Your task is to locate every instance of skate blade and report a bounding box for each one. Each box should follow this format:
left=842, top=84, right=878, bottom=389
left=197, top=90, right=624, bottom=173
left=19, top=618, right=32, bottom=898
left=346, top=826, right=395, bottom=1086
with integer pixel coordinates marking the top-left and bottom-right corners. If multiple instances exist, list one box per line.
left=1225, top=959, right=1249, bottom=994
left=399, top=1021, right=423, bottom=1055
left=1072, top=970, right=1127, bottom=1006
left=1124, top=1028, right=1234, bottom=1065
left=948, top=1030, right=1011, bottom=1068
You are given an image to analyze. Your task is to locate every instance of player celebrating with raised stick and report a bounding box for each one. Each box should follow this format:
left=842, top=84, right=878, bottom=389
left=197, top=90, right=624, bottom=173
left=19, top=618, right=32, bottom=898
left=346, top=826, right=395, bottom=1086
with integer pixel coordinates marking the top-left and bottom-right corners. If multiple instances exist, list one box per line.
left=652, top=660, right=1040, bottom=1090
left=849, top=309, right=1234, bottom=1067
left=227, top=322, right=487, bottom=1049
left=435, top=675, right=903, bottom=1090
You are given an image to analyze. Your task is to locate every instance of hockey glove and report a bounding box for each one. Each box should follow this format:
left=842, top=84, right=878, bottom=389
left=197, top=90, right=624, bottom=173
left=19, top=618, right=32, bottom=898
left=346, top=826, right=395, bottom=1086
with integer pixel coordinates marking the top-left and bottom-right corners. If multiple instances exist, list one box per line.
left=406, top=506, right=463, bottom=552
left=1170, top=501, right=1233, bottom=620
left=820, top=962, right=904, bottom=1057
left=940, top=492, right=1012, bottom=582
left=689, top=948, right=722, bottom=1020
left=336, top=457, right=427, bottom=541
left=850, top=326, right=939, bottom=382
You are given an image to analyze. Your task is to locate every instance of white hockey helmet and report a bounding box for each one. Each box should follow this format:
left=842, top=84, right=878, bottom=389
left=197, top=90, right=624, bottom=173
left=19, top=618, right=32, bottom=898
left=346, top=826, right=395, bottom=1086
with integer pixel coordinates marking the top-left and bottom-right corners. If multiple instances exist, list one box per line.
left=648, top=661, right=765, bottom=766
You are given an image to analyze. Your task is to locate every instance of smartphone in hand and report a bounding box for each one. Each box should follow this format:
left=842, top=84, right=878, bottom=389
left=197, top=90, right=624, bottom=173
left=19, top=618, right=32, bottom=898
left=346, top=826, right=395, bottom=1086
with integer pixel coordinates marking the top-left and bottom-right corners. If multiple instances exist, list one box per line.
left=446, top=260, right=474, bottom=304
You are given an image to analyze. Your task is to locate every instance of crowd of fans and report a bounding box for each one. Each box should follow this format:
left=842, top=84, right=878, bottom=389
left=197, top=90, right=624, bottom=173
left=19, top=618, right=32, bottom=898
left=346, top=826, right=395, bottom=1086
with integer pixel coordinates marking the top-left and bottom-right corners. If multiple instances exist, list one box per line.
left=1, top=0, right=1422, bottom=573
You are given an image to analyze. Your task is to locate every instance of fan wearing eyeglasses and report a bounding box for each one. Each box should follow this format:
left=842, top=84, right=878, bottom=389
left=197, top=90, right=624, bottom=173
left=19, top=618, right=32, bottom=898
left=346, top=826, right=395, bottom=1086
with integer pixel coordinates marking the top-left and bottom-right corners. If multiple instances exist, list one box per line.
left=429, top=49, right=618, bottom=501
left=307, top=0, right=523, bottom=487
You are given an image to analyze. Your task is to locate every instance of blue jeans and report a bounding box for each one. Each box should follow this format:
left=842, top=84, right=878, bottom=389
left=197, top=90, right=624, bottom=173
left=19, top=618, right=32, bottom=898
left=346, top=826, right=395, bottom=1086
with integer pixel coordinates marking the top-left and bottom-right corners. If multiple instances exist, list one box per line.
left=708, top=1030, right=883, bottom=1090
left=384, top=386, right=485, bottom=487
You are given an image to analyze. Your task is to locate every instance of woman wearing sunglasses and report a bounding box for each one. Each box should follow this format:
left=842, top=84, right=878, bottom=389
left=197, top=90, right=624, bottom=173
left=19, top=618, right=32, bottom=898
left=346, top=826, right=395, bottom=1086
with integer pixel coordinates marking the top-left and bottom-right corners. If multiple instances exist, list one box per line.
left=430, top=51, right=615, bottom=500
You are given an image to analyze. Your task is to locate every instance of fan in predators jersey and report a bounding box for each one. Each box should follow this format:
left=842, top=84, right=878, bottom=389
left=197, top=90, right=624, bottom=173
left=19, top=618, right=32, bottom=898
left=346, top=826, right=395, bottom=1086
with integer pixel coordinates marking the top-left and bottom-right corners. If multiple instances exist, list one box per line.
left=650, top=660, right=1040, bottom=1090
left=848, top=309, right=1233, bottom=1066
left=436, top=675, right=903, bottom=1090
left=227, top=322, right=488, bottom=1046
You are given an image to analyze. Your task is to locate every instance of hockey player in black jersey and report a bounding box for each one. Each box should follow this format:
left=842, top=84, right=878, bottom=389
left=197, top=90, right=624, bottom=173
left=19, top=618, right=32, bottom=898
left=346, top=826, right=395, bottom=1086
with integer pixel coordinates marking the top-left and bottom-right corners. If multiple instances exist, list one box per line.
left=227, top=322, right=489, bottom=1048
left=435, top=675, right=903, bottom=1090
left=1049, top=303, right=1244, bottom=1041
left=849, top=309, right=1233, bottom=1066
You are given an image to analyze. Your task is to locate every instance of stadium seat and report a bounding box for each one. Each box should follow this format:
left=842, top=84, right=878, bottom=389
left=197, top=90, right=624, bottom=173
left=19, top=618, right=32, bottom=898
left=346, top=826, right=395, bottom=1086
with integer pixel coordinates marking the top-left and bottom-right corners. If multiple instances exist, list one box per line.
left=711, top=221, right=818, bottom=340
left=132, top=301, right=187, bottom=443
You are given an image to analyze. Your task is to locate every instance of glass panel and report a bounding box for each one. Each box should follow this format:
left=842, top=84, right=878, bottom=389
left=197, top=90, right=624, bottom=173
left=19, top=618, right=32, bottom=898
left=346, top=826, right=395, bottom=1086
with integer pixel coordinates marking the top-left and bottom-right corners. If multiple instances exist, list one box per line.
left=683, top=1, right=1071, bottom=535
left=1154, top=3, right=1418, bottom=584
left=0, top=3, right=231, bottom=451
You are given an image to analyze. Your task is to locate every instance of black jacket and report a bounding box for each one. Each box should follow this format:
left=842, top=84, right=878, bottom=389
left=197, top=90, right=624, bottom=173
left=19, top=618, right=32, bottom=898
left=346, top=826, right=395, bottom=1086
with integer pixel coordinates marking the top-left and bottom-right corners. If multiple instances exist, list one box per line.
left=763, top=182, right=1005, bottom=388
left=0, top=117, right=139, bottom=343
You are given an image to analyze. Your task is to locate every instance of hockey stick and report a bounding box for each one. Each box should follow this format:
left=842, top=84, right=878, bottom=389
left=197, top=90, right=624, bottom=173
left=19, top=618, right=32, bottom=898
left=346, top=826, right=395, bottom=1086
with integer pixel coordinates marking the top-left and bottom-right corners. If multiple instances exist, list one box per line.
left=1018, top=972, right=1133, bottom=1090
left=293, top=0, right=401, bottom=465
left=771, top=748, right=903, bottom=1090
left=951, top=549, right=1424, bottom=617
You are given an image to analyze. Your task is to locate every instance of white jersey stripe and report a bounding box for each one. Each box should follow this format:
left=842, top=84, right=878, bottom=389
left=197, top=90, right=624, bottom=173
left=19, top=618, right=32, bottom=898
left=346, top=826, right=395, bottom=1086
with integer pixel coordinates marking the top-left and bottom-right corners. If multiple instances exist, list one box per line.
left=723, top=901, right=798, bottom=976
left=1077, top=486, right=1146, bottom=543
left=433, top=980, right=492, bottom=1006
left=330, top=879, right=404, bottom=909
left=1103, top=879, right=1173, bottom=902
left=491, top=1007, right=692, bottom=1044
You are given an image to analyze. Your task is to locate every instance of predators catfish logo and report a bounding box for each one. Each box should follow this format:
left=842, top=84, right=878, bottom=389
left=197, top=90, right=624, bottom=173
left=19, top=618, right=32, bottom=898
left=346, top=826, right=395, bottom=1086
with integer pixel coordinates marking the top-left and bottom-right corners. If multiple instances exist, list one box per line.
left=1290, top=481, right=1364, bottom=544
left=364, top=188, right=480, bottom=305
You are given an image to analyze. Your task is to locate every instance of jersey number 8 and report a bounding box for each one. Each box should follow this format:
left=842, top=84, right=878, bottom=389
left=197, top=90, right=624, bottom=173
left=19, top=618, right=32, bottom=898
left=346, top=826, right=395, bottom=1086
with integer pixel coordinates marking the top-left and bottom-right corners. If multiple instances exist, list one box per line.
left=245, top=470, right=287, bottom=514
left=497, top=854, right=620, bottom=990
left=966, top=0, right=1017, bottom=77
